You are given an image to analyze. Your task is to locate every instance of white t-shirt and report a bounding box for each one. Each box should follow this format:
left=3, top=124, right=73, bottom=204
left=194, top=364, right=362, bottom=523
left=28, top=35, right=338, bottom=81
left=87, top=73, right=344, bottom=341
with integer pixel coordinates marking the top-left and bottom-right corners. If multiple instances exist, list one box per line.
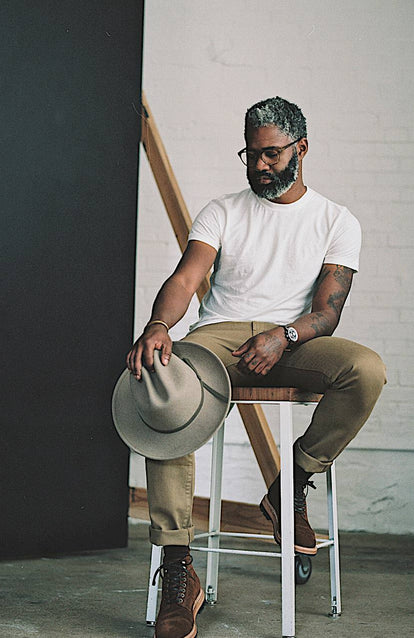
left=188, top=187, right=361, bottom=331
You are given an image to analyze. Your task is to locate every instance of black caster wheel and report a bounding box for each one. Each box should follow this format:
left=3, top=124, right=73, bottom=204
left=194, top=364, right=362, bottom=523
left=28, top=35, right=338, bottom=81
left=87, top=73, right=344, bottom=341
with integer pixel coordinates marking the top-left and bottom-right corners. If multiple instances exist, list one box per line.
left=295, top=554, right=312, bottom=585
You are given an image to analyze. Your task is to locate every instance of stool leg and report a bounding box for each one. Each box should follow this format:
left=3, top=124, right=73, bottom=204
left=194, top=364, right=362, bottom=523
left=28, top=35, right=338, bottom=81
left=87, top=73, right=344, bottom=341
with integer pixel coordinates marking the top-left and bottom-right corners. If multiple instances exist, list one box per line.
left=205, top=423, right=225, bottom=605
left=327, top=461, right=342, bottom=617
left=146, top=543, right=162, bottom=625
left=279, top=402, right=295, bottom=638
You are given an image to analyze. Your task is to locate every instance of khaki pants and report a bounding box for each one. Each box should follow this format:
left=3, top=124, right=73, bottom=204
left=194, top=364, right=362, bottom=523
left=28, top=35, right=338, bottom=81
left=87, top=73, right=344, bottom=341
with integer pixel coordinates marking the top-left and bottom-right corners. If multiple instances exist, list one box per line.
left=146, top=322, right=386, bottom=546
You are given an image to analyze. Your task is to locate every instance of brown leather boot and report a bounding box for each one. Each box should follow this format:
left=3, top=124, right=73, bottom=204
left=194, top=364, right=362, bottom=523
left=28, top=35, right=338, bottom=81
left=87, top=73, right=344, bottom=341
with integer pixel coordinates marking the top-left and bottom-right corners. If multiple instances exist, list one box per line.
left=293, top=475, right=317, bottom=555
left=260, top=470, right=317, bottom=555
left=154, top=554, right=204, bottom=638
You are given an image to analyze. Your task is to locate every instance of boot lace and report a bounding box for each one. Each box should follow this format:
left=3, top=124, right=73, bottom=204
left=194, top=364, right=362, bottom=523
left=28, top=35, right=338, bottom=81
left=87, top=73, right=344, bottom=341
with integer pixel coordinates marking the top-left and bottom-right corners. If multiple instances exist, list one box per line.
left=152, top=556, right=194, bottom=605
left=294, top=480, right=316, bottom=514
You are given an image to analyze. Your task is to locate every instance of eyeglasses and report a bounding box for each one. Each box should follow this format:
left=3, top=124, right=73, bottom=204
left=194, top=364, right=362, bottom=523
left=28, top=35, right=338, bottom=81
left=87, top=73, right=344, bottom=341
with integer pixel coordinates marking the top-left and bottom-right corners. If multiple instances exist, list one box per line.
left=237, top=138, right=301, bottom=167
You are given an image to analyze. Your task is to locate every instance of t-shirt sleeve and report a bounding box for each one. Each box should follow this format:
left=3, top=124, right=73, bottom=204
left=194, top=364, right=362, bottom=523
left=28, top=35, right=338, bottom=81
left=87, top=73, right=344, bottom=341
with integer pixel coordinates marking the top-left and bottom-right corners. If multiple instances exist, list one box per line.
left=188, top=201, right=223, bottom=251
left=324, top=209, right=362, bottom=272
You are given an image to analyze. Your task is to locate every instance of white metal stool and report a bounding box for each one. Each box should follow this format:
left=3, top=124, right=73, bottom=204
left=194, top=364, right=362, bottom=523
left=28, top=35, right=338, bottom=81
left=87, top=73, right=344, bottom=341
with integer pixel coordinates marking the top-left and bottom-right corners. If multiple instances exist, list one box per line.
left=146, top=387, right=341, bottom=638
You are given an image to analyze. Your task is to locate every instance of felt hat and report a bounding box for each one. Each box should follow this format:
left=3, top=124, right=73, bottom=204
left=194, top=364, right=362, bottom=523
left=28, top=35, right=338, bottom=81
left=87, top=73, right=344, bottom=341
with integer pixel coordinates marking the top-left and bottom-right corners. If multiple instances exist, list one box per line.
left=111, top=341, right=231, bottom=460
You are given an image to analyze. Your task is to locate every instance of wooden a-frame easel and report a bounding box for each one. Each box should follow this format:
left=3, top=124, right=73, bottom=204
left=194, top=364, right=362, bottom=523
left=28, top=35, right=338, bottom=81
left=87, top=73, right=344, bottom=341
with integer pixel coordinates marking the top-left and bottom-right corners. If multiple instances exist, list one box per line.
left=140, top=92, right=280, bottom=487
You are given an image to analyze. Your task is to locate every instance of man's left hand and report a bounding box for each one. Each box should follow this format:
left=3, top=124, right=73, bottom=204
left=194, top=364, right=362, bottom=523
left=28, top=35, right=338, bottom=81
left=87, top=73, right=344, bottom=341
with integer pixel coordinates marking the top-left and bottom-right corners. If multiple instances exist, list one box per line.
left=232, top=329, right=287, bottom=376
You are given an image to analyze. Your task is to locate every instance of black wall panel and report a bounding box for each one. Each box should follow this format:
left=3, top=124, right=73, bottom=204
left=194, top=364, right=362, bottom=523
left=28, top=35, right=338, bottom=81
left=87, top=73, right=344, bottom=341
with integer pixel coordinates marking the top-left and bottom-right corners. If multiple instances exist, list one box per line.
left=0, top=1, right=144, bottom=556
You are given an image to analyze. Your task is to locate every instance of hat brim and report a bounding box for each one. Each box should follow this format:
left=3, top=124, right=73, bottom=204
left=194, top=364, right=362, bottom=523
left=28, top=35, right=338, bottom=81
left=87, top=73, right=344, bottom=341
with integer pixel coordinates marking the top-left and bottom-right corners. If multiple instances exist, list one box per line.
left=112, top=341, right=231, bottom=460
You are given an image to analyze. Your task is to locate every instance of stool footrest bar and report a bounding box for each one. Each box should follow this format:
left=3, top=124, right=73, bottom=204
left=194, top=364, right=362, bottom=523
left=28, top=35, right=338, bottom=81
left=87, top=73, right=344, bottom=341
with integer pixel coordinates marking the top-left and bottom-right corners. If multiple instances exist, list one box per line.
left=194, top=531, right=275, bottom=541
left=194, top=531, right=334, bottom=548
left=192, top=546, right=282, bottom=558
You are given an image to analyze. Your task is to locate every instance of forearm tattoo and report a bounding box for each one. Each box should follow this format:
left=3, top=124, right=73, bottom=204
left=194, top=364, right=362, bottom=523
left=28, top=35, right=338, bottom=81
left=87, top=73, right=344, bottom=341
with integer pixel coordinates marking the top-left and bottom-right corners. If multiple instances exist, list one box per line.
left=333, top=264, right=353, bottom=288
left=310, top=311, right=331, bottom=336
left=328, top=266, right=353, bottom=317
left=311, top=265, right=354, bottom=336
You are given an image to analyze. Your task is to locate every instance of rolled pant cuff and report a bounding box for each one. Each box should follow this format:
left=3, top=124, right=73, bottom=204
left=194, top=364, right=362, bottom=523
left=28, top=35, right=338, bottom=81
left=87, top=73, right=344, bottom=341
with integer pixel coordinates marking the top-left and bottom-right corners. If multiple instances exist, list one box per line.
left=294, top=440, right=332, bottom=473
left=149, top=526, right=195, bottom=547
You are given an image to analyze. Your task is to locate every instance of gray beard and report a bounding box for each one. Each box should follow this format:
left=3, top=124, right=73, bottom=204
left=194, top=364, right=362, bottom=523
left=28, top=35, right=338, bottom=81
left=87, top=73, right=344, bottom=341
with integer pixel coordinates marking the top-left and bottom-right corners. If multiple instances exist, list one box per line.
left=248, top=150, right=299, bottom=200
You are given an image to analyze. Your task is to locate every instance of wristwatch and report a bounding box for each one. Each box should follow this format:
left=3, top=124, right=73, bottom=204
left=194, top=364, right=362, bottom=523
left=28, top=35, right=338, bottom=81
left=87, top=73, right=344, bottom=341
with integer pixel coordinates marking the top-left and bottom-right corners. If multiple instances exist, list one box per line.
left=283, top=325, right=299, bottom=345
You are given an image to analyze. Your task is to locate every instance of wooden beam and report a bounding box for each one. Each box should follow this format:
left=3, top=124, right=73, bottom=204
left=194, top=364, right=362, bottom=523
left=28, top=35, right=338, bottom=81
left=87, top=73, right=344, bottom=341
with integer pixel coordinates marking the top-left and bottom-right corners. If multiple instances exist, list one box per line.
left=129, top=486, right=330, bottom=538
left=237, top=404, right=280, bottom=487
left=130, top=486, right=329, bottom=538
left=140, top=93, right=209, bottom=300
left=140, top=93, right=191, bottom=253
left=139, top=92, right=280, bottom=484
left=129, top=487, right=274, bottom=536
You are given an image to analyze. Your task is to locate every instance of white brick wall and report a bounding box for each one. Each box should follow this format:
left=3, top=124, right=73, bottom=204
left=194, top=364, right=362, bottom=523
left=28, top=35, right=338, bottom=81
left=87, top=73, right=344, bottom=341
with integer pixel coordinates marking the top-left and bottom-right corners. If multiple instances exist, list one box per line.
left=129, top=0, right=414, bottom=534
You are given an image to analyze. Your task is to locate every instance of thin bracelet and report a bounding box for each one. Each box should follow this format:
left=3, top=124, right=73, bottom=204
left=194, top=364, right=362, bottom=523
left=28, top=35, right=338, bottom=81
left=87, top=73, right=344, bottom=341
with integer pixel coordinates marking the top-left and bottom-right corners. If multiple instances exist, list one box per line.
left=145, top=320, right=170, bottom=331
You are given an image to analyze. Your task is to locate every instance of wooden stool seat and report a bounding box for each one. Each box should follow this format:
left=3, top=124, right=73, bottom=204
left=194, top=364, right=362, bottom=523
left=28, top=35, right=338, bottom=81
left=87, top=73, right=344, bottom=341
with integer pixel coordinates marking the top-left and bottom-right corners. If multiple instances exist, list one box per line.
left=232, top=386, right=323, bottom=403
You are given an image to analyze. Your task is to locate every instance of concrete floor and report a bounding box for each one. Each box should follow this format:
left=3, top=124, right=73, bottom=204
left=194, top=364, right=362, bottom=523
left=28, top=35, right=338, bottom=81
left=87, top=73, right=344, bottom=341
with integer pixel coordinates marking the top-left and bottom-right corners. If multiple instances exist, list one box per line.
left=0, top=521, right=412, bottom=638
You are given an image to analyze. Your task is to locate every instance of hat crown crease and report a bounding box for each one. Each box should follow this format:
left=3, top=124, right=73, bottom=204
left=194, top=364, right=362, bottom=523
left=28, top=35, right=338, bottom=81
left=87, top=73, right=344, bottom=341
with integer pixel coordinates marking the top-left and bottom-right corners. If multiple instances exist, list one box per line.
left=129, top=352, right=203, bottom=433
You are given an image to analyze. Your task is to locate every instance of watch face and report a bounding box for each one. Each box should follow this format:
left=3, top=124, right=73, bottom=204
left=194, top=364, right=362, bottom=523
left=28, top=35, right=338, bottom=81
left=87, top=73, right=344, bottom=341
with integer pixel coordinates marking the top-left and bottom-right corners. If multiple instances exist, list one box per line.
left=287, top=326, right=298, bottom=342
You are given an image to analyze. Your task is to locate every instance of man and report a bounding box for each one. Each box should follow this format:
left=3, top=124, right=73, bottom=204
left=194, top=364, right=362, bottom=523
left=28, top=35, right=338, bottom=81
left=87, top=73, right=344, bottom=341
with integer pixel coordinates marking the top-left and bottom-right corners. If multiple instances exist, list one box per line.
left=127, top=96, right=386, bottom=638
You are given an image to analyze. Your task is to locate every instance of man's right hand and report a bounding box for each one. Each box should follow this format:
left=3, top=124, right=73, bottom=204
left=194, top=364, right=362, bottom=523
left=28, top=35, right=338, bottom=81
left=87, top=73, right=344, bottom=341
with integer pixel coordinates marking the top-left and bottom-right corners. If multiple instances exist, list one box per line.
left=126, top=324, right=172, bottom=380
left=125, top=239, right=217, bottom=380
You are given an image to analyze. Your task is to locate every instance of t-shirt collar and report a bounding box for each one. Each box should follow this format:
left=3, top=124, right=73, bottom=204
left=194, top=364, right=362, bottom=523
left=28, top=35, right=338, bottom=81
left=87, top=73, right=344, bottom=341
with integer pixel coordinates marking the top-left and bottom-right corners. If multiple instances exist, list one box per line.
left=251, top=186, right=312, bottom=211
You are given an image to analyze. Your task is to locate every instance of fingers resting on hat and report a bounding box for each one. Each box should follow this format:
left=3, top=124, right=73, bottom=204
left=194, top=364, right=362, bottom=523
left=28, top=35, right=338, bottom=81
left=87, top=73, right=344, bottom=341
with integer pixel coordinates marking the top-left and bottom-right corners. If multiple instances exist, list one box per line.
left=126, top=326, right=173, bottom=379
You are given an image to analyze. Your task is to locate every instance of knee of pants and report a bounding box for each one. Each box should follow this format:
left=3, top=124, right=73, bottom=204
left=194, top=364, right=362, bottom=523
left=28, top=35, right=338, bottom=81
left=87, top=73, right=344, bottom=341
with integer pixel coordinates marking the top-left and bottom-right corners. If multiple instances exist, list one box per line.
left=351, top=348, right=387, bottom=399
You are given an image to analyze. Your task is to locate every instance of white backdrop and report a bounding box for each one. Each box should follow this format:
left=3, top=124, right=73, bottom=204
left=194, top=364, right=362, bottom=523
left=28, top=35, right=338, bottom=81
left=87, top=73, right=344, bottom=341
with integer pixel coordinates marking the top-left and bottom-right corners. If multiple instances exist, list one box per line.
left=130, top=0, right=414, bottom=534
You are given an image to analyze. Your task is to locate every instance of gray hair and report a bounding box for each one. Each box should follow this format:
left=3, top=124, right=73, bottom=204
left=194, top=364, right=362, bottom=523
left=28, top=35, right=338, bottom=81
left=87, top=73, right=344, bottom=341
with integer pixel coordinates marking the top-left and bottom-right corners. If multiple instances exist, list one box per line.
left=245, top=96, right=307, bottom=141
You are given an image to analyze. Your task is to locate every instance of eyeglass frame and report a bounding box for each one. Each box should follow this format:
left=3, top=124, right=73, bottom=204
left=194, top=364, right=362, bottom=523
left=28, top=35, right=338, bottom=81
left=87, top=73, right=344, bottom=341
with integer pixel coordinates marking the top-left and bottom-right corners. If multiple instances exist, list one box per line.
left=237, top=137, right=302, bottom=167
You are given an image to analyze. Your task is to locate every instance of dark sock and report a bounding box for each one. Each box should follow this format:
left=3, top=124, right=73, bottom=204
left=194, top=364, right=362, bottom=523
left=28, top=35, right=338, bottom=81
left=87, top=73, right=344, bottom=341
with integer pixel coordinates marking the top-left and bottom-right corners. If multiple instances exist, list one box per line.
left=294, top=463, right=313, bottom=487
left=163, top=545, right=190, bottom=563
left=268, top=465, right=313, bottom=502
